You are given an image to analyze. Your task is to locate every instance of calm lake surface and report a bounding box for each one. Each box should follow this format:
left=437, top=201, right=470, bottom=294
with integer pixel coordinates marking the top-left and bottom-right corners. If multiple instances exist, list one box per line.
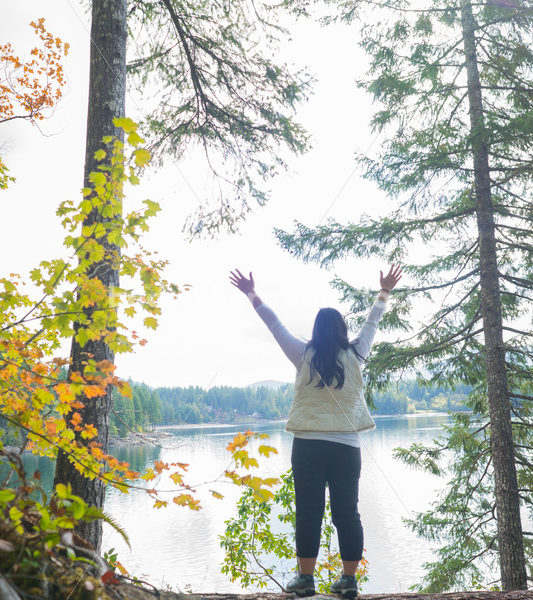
left=11, top=414, right=456, bottom=593
left=103, top=414, right=455, bottom=593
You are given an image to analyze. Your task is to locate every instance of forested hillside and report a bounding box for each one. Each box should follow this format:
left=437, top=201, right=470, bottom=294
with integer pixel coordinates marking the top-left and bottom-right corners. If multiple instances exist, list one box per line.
left=372, top=381, right=471, bottom=415
left=109, top=383, right=294, bottom=436
left=105, top=380, right=471, bottom=437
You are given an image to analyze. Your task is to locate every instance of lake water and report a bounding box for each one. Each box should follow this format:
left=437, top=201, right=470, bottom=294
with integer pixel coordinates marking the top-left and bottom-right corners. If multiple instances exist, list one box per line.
left=5, top=414, right=457, bottom=593
left=104, top=414, right=454, bottom=594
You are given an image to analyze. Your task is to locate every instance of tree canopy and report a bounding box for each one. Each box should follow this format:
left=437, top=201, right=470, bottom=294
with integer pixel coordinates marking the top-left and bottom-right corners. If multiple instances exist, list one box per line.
left=127, top=0, right=311, bottom=234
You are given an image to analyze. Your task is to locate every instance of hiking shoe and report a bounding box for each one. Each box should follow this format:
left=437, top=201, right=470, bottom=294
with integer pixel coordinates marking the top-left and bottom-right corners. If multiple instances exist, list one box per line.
left=330, top=574, right=358, bottom=599
left=285, top=573, right=315, bottom=597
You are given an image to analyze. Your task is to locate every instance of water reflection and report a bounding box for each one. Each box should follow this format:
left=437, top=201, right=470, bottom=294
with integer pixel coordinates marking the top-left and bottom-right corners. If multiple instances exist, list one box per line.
left=112, top=443, right=162, bottom=472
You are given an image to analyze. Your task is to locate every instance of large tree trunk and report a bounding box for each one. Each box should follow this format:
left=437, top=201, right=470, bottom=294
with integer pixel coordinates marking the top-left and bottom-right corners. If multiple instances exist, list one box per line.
left=53, top=0, right=127, bottom=552
left=460, top=0, right=527, bottom=590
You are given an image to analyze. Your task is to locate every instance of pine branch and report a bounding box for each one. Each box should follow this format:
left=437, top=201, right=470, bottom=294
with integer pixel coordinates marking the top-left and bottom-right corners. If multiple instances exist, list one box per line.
left=401, top=325, right=484, bottom=360
left=464, top=451, right=492, bottom=498
left=404, top=268, right=479, bottom=293
left=481, top=85, right=533, bottom=92
left=515, top=455, right=533, bottom=469
left=496, top=223, right=533, bottom=235
left=512, top=394, right=533, bottom=402
left=476, top=6, right=533, bottom=32
left=496, top=238, right=533, bottom=253
left=402, top=281, right=480, bottom=344
left=127, top=43, right=177, bottom=71
left=161, top=0, right=208, bottom=122
left=502, top=326, right=533, bottom=337
left=499, top=272, right=533, bottom=289
left=500, top=290, right=532, bottom=302
left=462, top=510, right=497, bottom=553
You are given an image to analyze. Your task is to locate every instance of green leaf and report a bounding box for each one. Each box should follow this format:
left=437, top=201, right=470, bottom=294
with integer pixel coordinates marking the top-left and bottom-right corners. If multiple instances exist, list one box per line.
left=143, top=199, right=160, bottom=216
left=88, top=171, right=107, bottom=187
left=75, top=328, right=90, bottom=347
left=127, top=131, right=144, bottom=146
left=133, top=148, right=151, bottom=167
left=0, top=489, right=16, bottom=503
left=71, top=501, right=86, bottom=520
left=55, top=483, right=68, bottom=499
left=9, top=506, right=23, bottom=522
left=113, top=117, right=137, bottom=134
left=144, top=316, right=157, bottom=329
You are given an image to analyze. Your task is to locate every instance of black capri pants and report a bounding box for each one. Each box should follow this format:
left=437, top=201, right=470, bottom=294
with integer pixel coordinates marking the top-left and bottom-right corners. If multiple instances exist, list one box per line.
left=291, top=437, right=363, bottom=561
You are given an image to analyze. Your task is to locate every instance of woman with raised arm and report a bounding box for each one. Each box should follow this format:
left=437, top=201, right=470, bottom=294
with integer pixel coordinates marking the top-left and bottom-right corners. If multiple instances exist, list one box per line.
left=229, top=266, right=402, bottom=599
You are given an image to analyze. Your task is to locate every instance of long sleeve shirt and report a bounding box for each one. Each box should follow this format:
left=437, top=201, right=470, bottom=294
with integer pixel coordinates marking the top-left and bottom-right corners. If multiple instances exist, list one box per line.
left=254, top=298, right=387, bottom=447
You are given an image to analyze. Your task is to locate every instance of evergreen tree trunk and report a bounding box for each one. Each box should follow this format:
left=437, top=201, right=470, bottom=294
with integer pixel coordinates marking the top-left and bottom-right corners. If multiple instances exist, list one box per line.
left=460, top=0, right=527, bottom=590
left=53, top=0, right=127, bottom=552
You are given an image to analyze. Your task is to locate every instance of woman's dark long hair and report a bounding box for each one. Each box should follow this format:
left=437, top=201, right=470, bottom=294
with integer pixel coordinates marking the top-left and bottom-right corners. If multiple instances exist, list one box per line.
left=307, top=307, right=354, bottom=389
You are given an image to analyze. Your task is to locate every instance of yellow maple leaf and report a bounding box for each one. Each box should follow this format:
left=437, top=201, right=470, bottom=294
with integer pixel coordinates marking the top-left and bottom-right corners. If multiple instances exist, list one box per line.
left=170, top=472, right=183, bottom=485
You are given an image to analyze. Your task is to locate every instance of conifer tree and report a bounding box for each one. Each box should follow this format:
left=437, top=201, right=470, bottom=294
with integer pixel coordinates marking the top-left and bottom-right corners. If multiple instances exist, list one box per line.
left=278, top=0, right=532, bottom=591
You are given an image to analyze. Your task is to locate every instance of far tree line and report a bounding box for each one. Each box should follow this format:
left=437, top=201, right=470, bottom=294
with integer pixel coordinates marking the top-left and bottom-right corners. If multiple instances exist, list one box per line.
left=107, top=379, right=471, bottom=438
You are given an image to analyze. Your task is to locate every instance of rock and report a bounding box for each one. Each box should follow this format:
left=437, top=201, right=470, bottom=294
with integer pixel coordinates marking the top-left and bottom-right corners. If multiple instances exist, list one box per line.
left=0, top=575, right=22, bottom=600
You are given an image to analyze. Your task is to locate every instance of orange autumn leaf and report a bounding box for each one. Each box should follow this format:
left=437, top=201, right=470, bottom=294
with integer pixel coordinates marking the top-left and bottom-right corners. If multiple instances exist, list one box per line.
left=81, top=424, right=98, bottom=439
left=69, top=412, right=82, bottom=427
left=0, top=363, right=18, bottom=379
left=154, top=460, right=169, bottom=473
left=55, top=382, right=75, bottom=403
left=116, top=380, right=132, bottom=399
left=101, top=571, right=121, bottom=585
left=33, top=363, right=48, bottom=376
left=90, top=446, right=105, bottom=461
left=226, top=431, right=250, bottom=452
left=0, top=19, right=68, bottom=125
left=172, top=494, right=201, bottom=510
left=84, top=385, right=105, bottom=399
left=44, top=419, right=57, bottom=436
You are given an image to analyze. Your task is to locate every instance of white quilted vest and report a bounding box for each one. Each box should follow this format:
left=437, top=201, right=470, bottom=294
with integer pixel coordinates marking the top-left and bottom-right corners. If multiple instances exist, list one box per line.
left=285, top=347, right=376, bottom=433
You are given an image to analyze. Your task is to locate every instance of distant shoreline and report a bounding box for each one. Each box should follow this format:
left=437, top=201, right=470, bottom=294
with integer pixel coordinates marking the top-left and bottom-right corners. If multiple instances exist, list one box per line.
left=155, top=418, right=288, bottom=431
left=154, top=411, right=463, bottom=432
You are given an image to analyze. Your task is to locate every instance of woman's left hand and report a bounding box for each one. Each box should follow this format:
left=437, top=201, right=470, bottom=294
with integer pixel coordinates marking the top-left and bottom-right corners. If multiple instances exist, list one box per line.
left=380, top=264, right=403, bottom=292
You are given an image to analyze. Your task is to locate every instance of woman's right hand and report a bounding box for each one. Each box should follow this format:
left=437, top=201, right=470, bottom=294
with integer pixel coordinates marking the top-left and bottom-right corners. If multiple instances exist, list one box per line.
left=229, top=269, right=255, bottom=295
left=380, top=264, right=402, bottom=292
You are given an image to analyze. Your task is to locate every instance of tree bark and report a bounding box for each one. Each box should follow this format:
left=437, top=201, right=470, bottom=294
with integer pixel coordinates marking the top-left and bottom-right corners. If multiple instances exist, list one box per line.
left=53, top=0, right=127, bottom=552
left=460, top=0, right=527, bottom=590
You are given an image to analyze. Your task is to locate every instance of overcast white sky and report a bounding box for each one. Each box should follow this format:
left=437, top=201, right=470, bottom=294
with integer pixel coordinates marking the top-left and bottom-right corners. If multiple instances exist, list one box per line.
left=1, top=1, right=409, bottom=388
